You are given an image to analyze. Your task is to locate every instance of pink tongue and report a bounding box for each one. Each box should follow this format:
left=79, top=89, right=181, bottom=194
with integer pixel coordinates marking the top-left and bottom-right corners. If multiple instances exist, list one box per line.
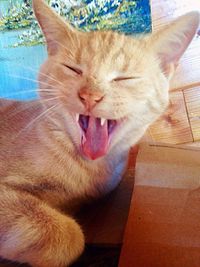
left=81, top=117, right=109, bottom=160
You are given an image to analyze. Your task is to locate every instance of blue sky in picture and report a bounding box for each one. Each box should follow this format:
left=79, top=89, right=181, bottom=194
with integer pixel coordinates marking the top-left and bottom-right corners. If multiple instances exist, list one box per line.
left=0, top=0, right=151, bottom=100
left=0, top=31, right=46, bottom=100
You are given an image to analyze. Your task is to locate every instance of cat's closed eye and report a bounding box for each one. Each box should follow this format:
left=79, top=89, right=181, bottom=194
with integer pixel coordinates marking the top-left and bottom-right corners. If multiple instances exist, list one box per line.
left=113, top=76, right=141, bottom=82
left=62, top=64, right=82, bottom=75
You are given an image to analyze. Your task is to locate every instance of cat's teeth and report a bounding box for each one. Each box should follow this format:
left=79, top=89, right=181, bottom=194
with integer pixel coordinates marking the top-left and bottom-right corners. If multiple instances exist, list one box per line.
left=75, top=113, right=80, bottom=122
left=100, top=118, right=106, bottom=126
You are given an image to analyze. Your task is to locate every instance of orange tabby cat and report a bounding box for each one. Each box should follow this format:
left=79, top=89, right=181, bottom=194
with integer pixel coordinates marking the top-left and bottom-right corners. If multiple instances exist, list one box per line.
left=0, top=0, right=199, bottom=266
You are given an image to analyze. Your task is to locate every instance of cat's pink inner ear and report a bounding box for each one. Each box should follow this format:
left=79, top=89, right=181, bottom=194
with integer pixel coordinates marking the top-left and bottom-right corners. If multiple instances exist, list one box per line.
left=152, top=11, right=200, bottom=77
left=32, top=0, right=77, bottom=55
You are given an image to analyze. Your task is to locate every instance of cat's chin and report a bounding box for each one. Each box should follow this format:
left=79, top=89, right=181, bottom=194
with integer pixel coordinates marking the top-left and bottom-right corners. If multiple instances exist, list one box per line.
left=75, top=114, right=121, bottom=160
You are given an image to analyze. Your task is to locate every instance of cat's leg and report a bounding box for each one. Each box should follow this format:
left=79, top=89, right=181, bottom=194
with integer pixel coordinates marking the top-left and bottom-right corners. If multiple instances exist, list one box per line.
left=0, top=184, right=84, bottom=267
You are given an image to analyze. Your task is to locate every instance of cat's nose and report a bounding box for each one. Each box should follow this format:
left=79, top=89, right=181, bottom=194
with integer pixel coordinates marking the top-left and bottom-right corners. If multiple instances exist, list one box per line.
left=78, top=88, right=104, bottom=110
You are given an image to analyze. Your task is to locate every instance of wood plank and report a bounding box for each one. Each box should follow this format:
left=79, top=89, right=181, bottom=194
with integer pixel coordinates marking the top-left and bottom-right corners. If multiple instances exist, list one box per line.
left=151, top=0, right=200, bottom=90
left=147, top=91, right=193, bottom=144
left=184, top=86, right=200, bottom=141
left=180, top=141, right=200, bottom=148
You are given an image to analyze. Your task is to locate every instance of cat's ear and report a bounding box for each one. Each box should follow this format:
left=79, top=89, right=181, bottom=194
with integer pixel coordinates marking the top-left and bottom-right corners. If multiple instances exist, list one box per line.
left=32, top=0, right=78, bottom=55
left=150, top=12, right=200, bottom=79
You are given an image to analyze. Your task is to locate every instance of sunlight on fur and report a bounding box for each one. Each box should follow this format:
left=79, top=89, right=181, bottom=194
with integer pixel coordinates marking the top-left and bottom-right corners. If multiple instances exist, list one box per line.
left=0, top=0, right=199, bottom=266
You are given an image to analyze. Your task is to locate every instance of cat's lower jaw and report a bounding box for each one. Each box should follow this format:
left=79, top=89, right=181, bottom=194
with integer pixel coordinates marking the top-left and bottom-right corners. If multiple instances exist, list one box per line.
left=76, top=114, right=123, bottom=160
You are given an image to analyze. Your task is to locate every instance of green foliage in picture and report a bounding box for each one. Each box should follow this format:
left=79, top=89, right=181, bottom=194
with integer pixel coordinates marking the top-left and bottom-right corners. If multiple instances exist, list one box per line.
left=0, top=0, right=151, bottom=47
left=0, top=0, right=33, bottom=31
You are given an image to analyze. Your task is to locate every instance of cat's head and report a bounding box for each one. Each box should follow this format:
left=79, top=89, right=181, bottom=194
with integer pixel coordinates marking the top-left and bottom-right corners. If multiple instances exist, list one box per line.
left=33, top=0, right=199, bottom=160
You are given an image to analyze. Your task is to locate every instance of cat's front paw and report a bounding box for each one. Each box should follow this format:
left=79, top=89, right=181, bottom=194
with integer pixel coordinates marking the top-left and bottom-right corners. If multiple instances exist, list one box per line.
left=63, top=216, right=85, bottom=265
left=31, top=216, right=85, bottom=267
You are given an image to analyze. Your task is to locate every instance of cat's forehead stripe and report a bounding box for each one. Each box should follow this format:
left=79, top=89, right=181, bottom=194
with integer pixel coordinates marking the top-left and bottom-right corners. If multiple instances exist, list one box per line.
left=74, top=31, right=131, bottom=72
left=110, top=47, right=130, bottom=72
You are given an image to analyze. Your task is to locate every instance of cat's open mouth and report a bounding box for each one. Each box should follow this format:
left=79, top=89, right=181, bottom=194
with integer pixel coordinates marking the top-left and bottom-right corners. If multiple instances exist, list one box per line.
left=76, top=114, right=118, bottom=160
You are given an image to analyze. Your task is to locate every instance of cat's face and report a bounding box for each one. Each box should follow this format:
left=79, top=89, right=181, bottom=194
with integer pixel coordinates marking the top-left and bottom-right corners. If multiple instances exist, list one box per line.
left=33, top=0, right=199, bottom=160
left=38, top=31, right=168, bottom=160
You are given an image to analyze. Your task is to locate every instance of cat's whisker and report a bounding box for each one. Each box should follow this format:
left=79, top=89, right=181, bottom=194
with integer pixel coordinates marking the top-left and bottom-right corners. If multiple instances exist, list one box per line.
left=4, top=101, right=40, bottom=119
left=3, top=96, right=61, bottom=120
left=12, top=62, right=64, bottom=86
left=37, top=88, right=62, bottom=95
left=40, top=96, right=62, bottom=104
left=7, top=74, right=60, bottom=88
left=1, top=91, right=36, bottom=99
left=146, top=127, right=157, bottom=144
left=144, top=127, right=161, bottom=156
left=15, top=103, right=61, bottom=139
left=1, top=89, right=56, bottom=98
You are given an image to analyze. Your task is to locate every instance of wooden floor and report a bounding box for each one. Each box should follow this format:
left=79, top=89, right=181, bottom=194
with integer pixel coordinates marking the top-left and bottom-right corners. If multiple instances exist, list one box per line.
left=147, top=0, right=200, bottom=146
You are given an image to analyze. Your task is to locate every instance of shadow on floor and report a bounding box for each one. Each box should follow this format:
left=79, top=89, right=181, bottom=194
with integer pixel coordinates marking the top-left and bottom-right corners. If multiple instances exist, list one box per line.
left=0, top=245, right=121, bottom=267
left=71, top=244, right=121, bottom=267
